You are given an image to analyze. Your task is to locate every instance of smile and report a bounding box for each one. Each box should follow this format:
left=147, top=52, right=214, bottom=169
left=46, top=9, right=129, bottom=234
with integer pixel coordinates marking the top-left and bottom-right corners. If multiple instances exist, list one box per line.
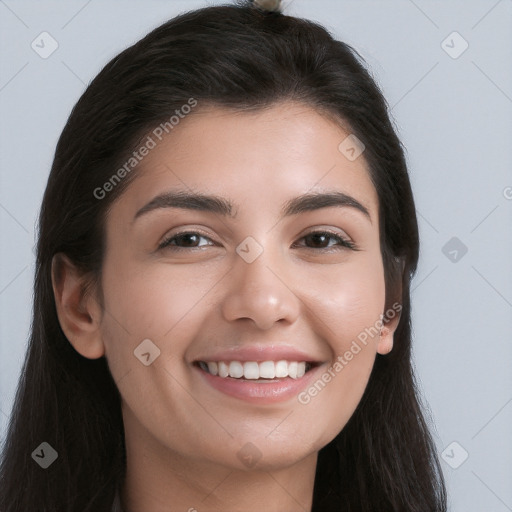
left=194, top=359, right=323, bottom=403
left=197, top=360, right=313, bottom=380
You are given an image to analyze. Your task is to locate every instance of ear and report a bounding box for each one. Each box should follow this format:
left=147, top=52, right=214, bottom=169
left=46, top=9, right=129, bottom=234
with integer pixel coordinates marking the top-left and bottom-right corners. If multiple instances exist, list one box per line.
left=378, top=257, right=405, bottom=355
left=51, top=253, right=105, bottom=359
left=376, top=306, right=401, bottom=355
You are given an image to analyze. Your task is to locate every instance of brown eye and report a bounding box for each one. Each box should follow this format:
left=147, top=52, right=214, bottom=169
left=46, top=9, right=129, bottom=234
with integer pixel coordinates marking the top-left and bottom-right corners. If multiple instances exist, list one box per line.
left=159, top=232, right=213, bottom=250
left=295, top=231, right=357, bottom=250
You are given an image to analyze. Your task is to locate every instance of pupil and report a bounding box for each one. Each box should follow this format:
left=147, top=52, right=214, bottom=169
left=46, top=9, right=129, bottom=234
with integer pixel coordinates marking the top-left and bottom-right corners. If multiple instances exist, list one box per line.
left=310, top=234, right=327, bottom=247
left=180, top=234, right=198, bottom=246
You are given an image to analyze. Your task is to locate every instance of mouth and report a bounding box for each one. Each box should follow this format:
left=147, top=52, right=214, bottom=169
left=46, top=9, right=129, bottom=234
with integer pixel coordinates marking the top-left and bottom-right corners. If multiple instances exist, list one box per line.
left=194, top=360, right=318, bottom=381
left=193, top=358, right=324, bottom=403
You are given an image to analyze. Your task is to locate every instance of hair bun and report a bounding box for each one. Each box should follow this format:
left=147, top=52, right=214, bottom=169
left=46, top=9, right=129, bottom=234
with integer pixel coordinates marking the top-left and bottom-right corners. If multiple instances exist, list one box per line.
left=252, top=0, right=282, bottom=13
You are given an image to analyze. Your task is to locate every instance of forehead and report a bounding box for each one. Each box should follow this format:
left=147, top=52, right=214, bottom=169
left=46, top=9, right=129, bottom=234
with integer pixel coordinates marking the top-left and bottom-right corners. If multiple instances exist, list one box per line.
left=110, top=101, right=379, bottom=223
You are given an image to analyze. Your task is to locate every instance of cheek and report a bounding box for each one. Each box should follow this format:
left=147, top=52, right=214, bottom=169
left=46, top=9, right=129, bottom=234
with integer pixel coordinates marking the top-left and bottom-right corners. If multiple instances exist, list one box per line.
left=98, top=254, right=227, bottom=391
left=294, top=255, right=385, bottom=438
left=302, top=250, right=386, bottom=348
left=100, top=257, right=219, bottom=341
left=98, top=259, right=227, bottom=449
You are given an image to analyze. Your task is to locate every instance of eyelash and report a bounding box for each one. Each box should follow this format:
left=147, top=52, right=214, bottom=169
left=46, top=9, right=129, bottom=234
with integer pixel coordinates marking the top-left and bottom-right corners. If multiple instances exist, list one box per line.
left=158, top=230, right=358, bottom=252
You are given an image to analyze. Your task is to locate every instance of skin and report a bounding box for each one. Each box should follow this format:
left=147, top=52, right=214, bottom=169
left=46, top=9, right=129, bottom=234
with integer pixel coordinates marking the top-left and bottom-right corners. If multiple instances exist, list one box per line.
left=52, top=101, right=400, bottom=512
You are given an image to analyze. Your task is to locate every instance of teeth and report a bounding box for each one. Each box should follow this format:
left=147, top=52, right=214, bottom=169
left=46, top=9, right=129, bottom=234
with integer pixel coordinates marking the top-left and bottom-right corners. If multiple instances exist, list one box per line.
left=275, top=360, right=288, bottom=378
left=243, top=362, right=259, bottom=379
left=259, top=361, right=275, bottom=379
left=218, top=361, right=229, bottom=378
left=199, top=360, right=311, bottom=379
left=228, top=361, right=243, bottom=378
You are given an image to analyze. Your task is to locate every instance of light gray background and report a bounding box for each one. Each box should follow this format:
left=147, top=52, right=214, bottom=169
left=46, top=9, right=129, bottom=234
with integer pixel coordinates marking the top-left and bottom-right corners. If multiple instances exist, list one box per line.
left=1, top=1, right=511, bottom=510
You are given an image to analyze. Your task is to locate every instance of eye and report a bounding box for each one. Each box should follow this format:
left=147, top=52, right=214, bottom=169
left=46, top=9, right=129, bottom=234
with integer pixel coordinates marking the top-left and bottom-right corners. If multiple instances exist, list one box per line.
left=293, top=230, right=358, bottom=251
left=158, top=231, right=214, bottom=251
left=158, top=229, right=358, bottom=252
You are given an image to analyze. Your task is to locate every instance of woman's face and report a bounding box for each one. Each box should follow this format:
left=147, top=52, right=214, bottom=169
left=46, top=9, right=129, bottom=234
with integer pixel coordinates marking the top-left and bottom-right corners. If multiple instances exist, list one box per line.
left=98, top=101, right=395, bottom=472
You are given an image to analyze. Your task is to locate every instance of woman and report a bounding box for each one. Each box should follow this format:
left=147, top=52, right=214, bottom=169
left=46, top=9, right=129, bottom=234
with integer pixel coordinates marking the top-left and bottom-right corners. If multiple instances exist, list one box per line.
left=0, top=1, right=447, bottom=510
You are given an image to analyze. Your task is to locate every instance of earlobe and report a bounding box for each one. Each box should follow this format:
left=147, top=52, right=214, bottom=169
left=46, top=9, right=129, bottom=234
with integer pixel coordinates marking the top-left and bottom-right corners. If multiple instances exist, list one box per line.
left=377, top=325, right=393, bottom=355
left=376, top=306, right=401, bottom=356
left=51, top=253, right=105, bottom=359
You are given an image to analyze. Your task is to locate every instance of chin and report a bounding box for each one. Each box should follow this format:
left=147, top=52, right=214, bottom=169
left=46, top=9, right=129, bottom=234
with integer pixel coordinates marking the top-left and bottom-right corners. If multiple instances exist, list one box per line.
left=224, top=436, right=321, bottom=473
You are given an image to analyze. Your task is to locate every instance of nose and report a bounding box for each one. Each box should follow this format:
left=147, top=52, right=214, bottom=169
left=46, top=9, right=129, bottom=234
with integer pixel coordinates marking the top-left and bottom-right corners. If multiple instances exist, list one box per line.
left=220, top=244, right=301, bottom=330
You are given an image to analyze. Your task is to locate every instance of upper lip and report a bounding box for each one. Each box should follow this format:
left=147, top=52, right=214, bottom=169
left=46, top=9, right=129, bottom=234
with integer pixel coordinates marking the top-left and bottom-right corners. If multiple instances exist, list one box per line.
left=193, top=345, right=325, bottom=363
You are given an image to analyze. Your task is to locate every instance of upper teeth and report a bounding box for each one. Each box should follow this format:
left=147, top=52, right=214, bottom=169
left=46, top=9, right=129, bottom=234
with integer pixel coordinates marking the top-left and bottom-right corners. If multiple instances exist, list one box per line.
left=199, top=360, right=310, bottom=379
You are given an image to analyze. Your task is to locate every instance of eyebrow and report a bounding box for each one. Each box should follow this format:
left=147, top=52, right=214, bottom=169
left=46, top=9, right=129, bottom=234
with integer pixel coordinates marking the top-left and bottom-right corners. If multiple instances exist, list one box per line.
left=133, top=189, right=371, bottom=224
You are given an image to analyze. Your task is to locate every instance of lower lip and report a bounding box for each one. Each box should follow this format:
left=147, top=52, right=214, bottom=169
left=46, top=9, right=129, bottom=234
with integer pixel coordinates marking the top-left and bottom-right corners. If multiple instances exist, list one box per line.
left=194, top=363, right=324, bottom=404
